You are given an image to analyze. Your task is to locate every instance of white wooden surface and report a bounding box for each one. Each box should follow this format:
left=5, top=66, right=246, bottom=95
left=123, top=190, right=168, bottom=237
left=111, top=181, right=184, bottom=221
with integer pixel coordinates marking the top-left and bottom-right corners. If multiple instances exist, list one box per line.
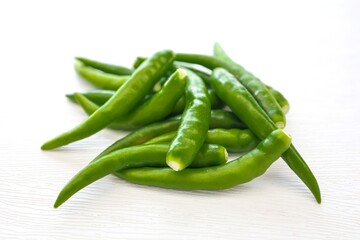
left=1, top=0, right=359, bottom=239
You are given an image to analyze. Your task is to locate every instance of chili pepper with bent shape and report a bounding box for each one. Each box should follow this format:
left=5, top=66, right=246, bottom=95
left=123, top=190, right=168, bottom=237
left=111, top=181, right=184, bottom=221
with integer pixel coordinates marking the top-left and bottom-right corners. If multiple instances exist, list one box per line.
left=213, top=43, right=286, bottom=128
left=69, top=88, right=223, bottom=117
left=75, top=68, right=186, bottom=130
left=210, top=68, right=321, bottom=203
left=116, top=129, right=291, bottom=190
left=41, top=50, right=174, bottom=150
left=92, top=109, right=245, bottom=162
left=174, top=50, right=285, bottom=128
left=54, top=143, right=228, bottom=208
left=76, top=57, right=133, bottom=75
left=166, top=69, right=211, bottom=171
left=66, top=90, right=115, bottom=106
left=146, top=128, right=259, bottom=153
left=74, top=61, right=130, bottom=90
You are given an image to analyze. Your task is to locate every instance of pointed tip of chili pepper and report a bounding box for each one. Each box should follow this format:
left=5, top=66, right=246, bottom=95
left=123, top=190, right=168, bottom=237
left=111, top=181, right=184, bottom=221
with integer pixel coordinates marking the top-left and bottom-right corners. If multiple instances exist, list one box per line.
left=65, top=93, right=76, bottom=103
left=310, top=182, right=322, bottom=204
left=53, top=196, right=63, bottom=208
left=41, top=142, right=52, bottom=150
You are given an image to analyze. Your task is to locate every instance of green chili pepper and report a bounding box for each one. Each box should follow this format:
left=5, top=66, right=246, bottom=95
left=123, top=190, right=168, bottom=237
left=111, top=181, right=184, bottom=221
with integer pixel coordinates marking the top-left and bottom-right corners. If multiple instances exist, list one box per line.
left=69, top=88, right=223, bottom=117
left=41, top=50, right=174, bottom=150
left=74, top=61, right=130, bottom=90
left=116, top=129, right=291, bottom=190
left=66, top=90, right=115, bottom=106
left=146, top=128, right=259, bottom=153
left=166, top=69, right=211, bottom=171
left=266, top=85, right=290, bottom=114
left=74, top=69, right=187, bottom=130
left=135, top=56, right=211, bottom=85
left=76, top=57, right=133, bottom=75
left=93, top=109, right=245, bottom=162
left=210, top=68, right=321, bottom=203
left=174, top=50, right=286, bottom=128
left=54, top=143, right=228, bottom=208
left=213, top=43, right=286, bottom=128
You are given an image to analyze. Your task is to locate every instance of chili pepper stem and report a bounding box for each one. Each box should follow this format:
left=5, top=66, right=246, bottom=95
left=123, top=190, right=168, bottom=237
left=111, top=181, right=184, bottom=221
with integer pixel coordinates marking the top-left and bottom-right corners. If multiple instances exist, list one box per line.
left=276, top=121, right=285, bottom=129
left=166, top=157, right=184, bottom=171
left=282, top=106, right=290, bottom=114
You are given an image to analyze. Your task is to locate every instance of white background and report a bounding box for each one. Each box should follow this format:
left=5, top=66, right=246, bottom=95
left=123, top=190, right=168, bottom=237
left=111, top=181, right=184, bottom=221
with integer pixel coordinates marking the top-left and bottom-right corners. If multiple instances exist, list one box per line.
left=1, top=0, right=359, bottom=239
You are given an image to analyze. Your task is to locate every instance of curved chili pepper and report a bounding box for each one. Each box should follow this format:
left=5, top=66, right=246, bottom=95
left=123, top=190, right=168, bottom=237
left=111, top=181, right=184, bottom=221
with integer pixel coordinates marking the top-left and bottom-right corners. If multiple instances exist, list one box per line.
left=116, top=129, right=290, bottom=190
left=41, top=50, right=174, bottom=150
left=54, top=143, right=228, bottom=208
left=210, top=68, right=321, bottom=203
left=166, top=69, right=211, bottom=171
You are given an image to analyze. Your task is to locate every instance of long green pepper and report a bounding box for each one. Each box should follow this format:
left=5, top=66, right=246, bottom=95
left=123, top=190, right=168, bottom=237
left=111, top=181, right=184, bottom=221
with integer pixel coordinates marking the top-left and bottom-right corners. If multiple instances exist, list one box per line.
left=116, top=129, right=291, bottom=190
left=75, top=61, right=130, bottom=90
left=66, top=90, right=115, bottom=106
left=213, top=43, right=286, bottom=128
left=174, top=51, right=285, bottom=128
left=54, top=143, right=228, bottom=208
left=92, top=109, right=244, bottom=162
left=42, top=50, right=174, bottom=150
left=210, top=68, right=321, bottom=203
left=146, top=128, right=259, bottom=153
left=75, top=69, right=187, bottom=130
left=166, top=69, right=211, bottom=171
left=76, top=57, right=133, bottom=75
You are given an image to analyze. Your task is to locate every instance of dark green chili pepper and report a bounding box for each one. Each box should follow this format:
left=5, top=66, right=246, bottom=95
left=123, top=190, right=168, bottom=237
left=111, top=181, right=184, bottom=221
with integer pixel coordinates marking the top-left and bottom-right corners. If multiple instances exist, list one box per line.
left=174, top=50, right=285, bottom=128
left=146, top=128, right=259, bottom=153
left=166, top=69, right=211, bottom=171
left=116, top=129, right=291, bottom=190
left=74, top=69, right=187, bottom=130
left=74, top=61, right=130, bottom=90
left=93, top=109, right=245, bottom=162
left=54, top=143, right=228, bottom=208
left=66, top=90, right=115, bottom=106
left=210, top=68, right=321, bottom=203
left=266, top=85, right=290, bottom=114
left=41, top=50, right=174, bottom=150
left=76, top=57, right=133, bottom=75
left=213, top=43, right=286, bottom=128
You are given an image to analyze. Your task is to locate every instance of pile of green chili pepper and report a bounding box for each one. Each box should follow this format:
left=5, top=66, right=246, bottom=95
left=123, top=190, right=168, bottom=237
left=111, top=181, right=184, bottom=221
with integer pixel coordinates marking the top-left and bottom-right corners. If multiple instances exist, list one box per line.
left=42, top=43, right=321, bottom=208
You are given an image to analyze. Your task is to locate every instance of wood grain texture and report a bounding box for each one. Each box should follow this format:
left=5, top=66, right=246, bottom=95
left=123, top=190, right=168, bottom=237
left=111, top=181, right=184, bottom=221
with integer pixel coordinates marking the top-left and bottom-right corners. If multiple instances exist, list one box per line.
left=1, top=0, right=359, bottom=239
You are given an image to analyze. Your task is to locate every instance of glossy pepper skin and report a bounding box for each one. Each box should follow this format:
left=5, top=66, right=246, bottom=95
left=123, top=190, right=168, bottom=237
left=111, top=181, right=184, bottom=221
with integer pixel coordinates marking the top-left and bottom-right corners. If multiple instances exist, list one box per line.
left=41, top=50, right=174, bottom=150
left=175, top=51, right=285, bottom=128
left=146, top=128, right=259, bottom=153
left=92, top=110, right=245, bottom=162
left=74, top=61, right=130, bottom=90
left=266, top=85, right=290, bottom=114
left=210, top=68, right=321, bottom=203
left=116, top=129, right=291, bottom=190
left=54, top=143, right=228, bottom=208
left=76, top=57, right=133, bottom=75
left=166, top=69, right=211, bottom=171
left=74, top=69, right=187, bottom=130
left=213, top=43, right=286, bottom=128
left=70, top=87, right=224, bottom=117
left=66, top=90, right=115, bottom=106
